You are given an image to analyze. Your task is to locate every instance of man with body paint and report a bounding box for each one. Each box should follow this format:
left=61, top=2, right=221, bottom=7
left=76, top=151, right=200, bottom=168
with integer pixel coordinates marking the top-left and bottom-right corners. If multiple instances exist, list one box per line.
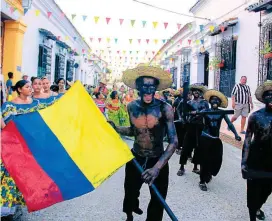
left=242, top=81, right=272, bottom=221
left=177, top=84, right=209, bottom=176
left=109, top=64, right=178, bottom=221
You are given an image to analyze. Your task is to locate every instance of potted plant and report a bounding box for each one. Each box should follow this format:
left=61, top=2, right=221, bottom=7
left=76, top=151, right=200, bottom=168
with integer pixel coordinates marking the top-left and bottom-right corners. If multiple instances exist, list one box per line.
left=209, top=57, right=222, bottom=70
left=260, top=41, right=272, bottom=59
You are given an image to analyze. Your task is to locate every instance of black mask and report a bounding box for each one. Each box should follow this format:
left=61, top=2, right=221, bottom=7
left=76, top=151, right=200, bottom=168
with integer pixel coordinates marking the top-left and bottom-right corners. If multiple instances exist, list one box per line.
left=136, top=77, right=158, bottom=104
left=210, top=96, right=221, bottom=109
left=263, top=90, right=272, bottom=108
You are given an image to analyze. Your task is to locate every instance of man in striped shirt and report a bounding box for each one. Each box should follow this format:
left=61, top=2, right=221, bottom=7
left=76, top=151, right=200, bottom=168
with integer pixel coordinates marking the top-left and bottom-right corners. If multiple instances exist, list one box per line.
left=231, top=76, right=254, bottom=134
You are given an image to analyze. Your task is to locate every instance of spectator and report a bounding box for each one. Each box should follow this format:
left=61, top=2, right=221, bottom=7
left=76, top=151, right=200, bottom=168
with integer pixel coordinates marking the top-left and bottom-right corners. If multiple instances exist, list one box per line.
left=22, top=74, right=28, bottom=81
left=94, top=92, right=106, bottom=116
left=230, top=76, right=254, bottom=134
left=6, top=72, right=13, bottom=101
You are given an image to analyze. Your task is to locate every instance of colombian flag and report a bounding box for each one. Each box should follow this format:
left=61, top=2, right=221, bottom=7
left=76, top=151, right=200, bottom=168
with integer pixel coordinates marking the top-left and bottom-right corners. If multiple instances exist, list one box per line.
left=1, top=81, right=134, bottom=212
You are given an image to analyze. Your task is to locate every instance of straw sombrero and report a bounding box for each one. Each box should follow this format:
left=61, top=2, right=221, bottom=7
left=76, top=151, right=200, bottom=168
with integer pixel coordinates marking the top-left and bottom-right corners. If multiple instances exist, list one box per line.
left=204, top=89, right=228, bottom=108
left=190, top=83, right=208, bottom=94
left=122, top=63, right=172, bottom=91
left=99, top=79, right=107, bottom=85
left=255, top=80, right=272, bottom=103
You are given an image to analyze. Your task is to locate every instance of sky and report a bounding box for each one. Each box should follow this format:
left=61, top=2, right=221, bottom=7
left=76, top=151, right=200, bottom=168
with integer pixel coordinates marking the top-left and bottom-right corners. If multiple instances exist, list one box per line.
left=55, top=0, right=197, bottom=78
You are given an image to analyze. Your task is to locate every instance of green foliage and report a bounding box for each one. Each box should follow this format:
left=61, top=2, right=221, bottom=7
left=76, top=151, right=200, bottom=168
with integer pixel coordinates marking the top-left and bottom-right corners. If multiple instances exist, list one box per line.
left=260, top=41, right=272, bottom=55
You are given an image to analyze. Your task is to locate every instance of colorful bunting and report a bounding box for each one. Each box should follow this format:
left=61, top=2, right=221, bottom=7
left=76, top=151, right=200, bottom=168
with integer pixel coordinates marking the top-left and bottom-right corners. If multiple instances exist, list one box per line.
left=165, top=51, right=168, bottom=55
left=164, top=22, right=168, bottom=29
left=220, top=26, right=225, bottom=32
left=107, top=38, right=111, bottom=43
left=209, top=26, right=215, bottom=32
left=152, top=51, right=155, bottom=55
left=71, top=14, right=76, bottom=20
left=142, top=21, right=147, bottom=28
left=117, top=51, right=120, bottom=54
left=200, top=25, right=204, bottom=32
left=73, top=37, right=77, bottom=41
left=188, top=39, right=192, bottom=45
left=163, top=39, right=166, bottom=44
left=201, top=39, right=204, bottom=44
left=154, top=39, right=158, bottom=44
left=188, top=23, right=193, bottom=29
left=179, top=40, right=182, bottom=45
left=94, top=16, right=100, bottom=24
left=10, top=7, right=15, bottom=13
left=119, top=19, right=124, bottom=25
left=136, top=51, right=139, bottom=54
left=90, top=37, right=93, bottom=42
left=65, top=36, right=69, bottom=40
left=153, top=21, right=158, bottom=29
left=98, top=38, right=102, bottom=43
left=35, top=10, right=40, bottom=16
left=146, top=39, right=149, bottom=44
left=123, top=51, right=126, bottom=54
left=129, top=39, right=133, bottom=44
left=177, top=23, right=181, bottom=30
left=115, top=38, right=118, bottom=44
left=46, top=11, right=52, bottom=18
left=129, top=51, right=132, bottom=54
left=57, top=36, right=61, bottom=40
left=82, top=15, right=87, bottom=21
left=82, top=49, right=85, bottom=53
left=106, top=17, right=111, bottom=24
left=131, top=20, right=136, bottom=27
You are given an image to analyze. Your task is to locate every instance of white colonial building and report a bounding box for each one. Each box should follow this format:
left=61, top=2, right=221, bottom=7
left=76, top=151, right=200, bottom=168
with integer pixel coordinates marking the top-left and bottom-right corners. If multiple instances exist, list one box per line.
left=20, top=0, right=105, bottom=85
left=154, top=0, right=272, bottom=111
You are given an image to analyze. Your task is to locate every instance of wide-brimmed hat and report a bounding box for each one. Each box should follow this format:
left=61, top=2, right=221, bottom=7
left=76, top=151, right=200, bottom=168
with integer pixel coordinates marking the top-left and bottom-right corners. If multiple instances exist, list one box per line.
left=99, top=79, right=107, bottom=85
left=122, top=63, right=172, bottom=91
left=204, top=89, right=228, bottom=108
left=255, top=80, right=272, bottom=103
left=190, top=83, right=208, bottom=94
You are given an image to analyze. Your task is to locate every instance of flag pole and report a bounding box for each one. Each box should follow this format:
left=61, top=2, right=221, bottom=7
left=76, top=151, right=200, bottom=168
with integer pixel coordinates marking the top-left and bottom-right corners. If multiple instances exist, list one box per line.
left=132, top=159, right=178, bottom=221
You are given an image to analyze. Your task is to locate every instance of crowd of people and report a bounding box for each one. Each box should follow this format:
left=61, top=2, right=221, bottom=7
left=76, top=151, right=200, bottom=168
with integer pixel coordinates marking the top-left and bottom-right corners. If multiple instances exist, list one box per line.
left=0, top=66, right=271, bottom=221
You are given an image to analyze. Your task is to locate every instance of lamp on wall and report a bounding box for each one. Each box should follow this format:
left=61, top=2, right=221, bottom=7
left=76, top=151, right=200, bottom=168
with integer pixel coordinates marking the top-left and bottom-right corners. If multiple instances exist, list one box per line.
left=22, top=0, right=33, bottom=14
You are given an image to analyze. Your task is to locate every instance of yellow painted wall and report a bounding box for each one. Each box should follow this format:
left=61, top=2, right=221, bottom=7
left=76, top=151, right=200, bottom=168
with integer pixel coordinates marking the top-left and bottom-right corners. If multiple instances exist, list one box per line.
left=2, top=20, right=27, bottom=97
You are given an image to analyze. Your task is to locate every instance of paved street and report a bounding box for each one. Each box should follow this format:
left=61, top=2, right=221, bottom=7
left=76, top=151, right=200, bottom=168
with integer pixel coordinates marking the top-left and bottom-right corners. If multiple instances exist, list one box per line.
left=22, top=139, right=272, bottom=221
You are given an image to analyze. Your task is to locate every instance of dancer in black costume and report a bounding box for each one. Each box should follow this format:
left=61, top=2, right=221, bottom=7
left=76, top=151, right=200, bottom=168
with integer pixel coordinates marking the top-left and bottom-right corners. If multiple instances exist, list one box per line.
left=197, top=89, right=241, bottom=191
left=177, top=84, right=209, bottom=176
left=242, top=81, right=272, bottom=221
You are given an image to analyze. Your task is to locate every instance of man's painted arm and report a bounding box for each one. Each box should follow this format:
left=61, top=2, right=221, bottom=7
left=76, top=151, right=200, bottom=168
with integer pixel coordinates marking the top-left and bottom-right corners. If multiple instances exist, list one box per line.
left=155, top=105, right=178, bottom=170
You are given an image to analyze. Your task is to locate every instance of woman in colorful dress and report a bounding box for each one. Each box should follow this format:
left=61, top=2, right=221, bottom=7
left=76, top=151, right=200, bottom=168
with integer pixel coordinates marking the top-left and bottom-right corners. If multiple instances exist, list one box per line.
left=94, top=92, right=106, bottom=116
left=1, top=80, right=43, bottom=220
left=32, top=77, right=57, bottom=108
left=106, top=91, right=126, bottom=126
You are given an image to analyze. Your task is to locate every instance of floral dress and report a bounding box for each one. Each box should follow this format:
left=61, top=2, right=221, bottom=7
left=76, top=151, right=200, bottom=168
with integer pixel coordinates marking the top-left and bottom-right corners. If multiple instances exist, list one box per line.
left=106, top=99, right=128, bottom=126
left=0, top=99, right=51, bottom=217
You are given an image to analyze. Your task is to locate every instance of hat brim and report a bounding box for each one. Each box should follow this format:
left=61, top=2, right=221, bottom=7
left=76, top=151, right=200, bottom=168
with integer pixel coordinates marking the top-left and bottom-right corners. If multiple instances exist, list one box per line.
left=204, top=89, right=228, bottom=108
left=190, top=85, right=208, bottom=94
left=122, top=66, right=172, bottom=91
left=255, top=81, right=272, bottom=103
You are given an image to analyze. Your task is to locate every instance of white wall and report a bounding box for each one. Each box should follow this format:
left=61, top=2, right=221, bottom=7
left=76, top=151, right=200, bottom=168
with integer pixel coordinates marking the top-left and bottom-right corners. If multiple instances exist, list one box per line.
left=21, top=0, right=93, bottom=83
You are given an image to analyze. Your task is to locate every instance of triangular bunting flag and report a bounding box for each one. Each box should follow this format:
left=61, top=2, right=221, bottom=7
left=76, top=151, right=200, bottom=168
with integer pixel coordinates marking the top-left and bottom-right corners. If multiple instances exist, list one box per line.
left=131, top=20, right=136, bottom=27
left=142, top=21, right=147, bottom=28
left=209, top=26, right=215, bottom=32
left=129, top=51, right=132, bottom=54
left=123, top=51, right=126, bottom=54
left=165, top=51, right=168, bottom=55
left=145, top=51, right=148, bottom=55
left=109, top=50, right=112, bottom=54
left=115, top=38, right=118, bottom=44
left=35, top=10, right=40, bottom=16
left=47, top=12, right=52, bottom=18
left=10, top=7, right=15, bottom=13
left=82, top=15, right=87, bottom=21
left=153, top=21, right=158, bottom=29
left=106, top=17, right=111, bottom=24
left=60, top=12, right=65, bottom=18
left=154, top=39, right=158, bottom=44
left=82, top=49, right=85, bottom=53
left=188, top=23, right=193, bottom=29
left=177, top=23, right=181, bottom=30
left=146, top=39, right=149, bottom=44
left=90, top=37, right=93, bottom=42
left=129, top=39, right=133, bottom=44
left=199, top=25, right=204, bottom=32
left=117, top=51, right=120, bottom=54
left=164, top=22, right=168, bottom=29
left=94, top=16, right=100, bottom=24
left=220, top=26, right=225, bottom=32
left=136, top=51, right=139, bottom=54
left=107, top=38, right=111, bottom=43
left=179, top=40, right=182, bottom=45
left=152, top=51, right=155, bottom=55
left=119, top=19, right=124, bottom=25
left=57, top=36, right=61, bottom=40
left=65, top=36, right=69, bottom=40
left=71, top=14, right=76, bottom=20
left=188, top=39, right=192, bottom=45
left=98, top=38, right=102, bottom=43
left=73, top=37, right=77, bottom=41
left=201, top=39, right=204, bottom=44
left=163, top=39, right=166, bottom=43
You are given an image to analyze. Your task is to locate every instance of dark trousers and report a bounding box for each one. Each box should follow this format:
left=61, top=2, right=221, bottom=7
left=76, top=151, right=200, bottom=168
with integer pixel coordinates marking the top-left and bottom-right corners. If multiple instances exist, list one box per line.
left=174, top=122, right=186, bottom=150
left=247, top=179, right=272, bottom=220
left=179, top=125, right=203, bottom=165
left=123, top=152, right=169, bottom=221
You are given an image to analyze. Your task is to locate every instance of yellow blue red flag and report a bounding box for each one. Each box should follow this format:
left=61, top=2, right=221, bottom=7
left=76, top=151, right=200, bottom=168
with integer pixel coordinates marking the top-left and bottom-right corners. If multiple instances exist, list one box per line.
left=1, top=81, right=134, bottom=212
